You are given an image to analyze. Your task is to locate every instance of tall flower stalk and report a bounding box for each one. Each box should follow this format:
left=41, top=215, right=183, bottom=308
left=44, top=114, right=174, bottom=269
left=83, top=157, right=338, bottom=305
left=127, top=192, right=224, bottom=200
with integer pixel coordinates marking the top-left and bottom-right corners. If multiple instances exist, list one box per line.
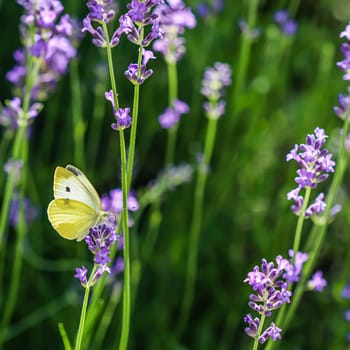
left=153, top=0, right=196, bottom=166
left=82, top=1, right=162, bottom=349
left=178, top=62, right=231, bottom=333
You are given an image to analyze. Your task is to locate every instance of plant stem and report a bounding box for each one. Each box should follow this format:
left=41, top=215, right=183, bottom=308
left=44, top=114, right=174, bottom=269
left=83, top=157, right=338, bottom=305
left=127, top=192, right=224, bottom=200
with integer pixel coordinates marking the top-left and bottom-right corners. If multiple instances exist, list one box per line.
left=229, top=0, right=259, bottom=126
left=165, top=61, right=178, bottom=167
left=74, top=265, right=97, bottom=350
left=178, top=116, right=218, bottom=334
left=118, top=130, right=131, bottom=350
left=127, top=26, right=144, bottom=188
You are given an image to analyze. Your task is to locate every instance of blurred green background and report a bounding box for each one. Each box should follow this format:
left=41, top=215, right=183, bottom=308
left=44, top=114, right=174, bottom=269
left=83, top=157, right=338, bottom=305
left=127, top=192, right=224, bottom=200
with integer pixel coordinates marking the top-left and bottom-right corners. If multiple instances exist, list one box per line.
left=1, top=0, right=350, bottom=349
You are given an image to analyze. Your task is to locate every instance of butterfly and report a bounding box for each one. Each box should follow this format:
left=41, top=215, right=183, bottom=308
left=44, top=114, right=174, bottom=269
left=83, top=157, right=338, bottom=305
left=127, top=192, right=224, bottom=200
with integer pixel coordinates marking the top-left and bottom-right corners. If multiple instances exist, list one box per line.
left=47, top=165, right=106, bottom=241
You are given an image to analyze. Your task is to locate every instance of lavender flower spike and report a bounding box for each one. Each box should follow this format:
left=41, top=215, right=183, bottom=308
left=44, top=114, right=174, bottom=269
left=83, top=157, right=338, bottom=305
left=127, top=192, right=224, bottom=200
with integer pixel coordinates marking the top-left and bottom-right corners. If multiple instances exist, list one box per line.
left=75, top=224, right=118, bottom=287
left=307, top=270, right=327, bottom=292
left=286, top=127, right=335, bottom=217
left=337, top=22, right=350, bottom=80
left=201, top=62, right=232, bottom=119
left=243, top=255, right=292, bottom=344
left=153, top=0, right=196, bottom=63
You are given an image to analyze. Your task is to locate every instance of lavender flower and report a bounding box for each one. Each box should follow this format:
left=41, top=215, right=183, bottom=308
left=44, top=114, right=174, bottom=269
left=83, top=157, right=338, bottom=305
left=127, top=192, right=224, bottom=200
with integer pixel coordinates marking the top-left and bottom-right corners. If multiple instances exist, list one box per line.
left=9, top=193, right=38, bottom=228
left=283, top=250, right=309, bottom=283
left=109, top=0, right=163, bottom=48
left=286, top=127, right=335, bottom=217
left=238, top=19, right=261, bottom=40
left=334, top=92, right=350, bottom=118
left=82, top=0, right=118, bottom=47
left=111, top=108, right=132, bottom=130
left=274, top=10, right=297, bottom=36
left=75, top=224, right=118, bottom=287
left=158, top=99, right=189, bottom=129
left=337, top=22, right=350, bottom=80
left=104, top=90, right=132, bottom=130
left=125, top=49, right=156, bottom=85
left=307, top=270, right=327, bottom=292
left=196, top=0, right=223, bottom=18
left=342, top=281, right=350, bottom=299
left=7, top=1, right=79, bottom=101
left=201, top=62, right=232, bottom=119
left=153, top=0, right=196, bottom=63
left=4, top=159, right=23, bottom=184
left=0, top=97, right=43, bottom=130
left=102, top=188, right=139, bottom=214
left=101, top=188, right=139, bottom=227
left=243, top=255, right=292, bottom=343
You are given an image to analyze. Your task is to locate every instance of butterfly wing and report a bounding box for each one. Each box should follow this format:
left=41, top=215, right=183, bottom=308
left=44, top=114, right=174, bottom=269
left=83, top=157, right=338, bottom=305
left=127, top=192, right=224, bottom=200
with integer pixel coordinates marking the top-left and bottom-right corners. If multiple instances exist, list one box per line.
left=47, top=198, right=99, bottom=241
left=53, top=165, right=101, bottom=213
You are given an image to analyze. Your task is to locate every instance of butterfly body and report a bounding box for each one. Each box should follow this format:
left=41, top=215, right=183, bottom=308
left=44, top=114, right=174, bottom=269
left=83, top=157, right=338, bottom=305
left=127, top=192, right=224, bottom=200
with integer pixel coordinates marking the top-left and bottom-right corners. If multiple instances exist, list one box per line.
left=47, top=165, right=103, bottom=241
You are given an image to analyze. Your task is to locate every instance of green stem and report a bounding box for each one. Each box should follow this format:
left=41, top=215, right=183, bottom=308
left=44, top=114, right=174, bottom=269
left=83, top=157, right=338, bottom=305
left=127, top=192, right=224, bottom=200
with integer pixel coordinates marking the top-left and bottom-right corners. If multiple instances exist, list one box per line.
left=292, top=186, right=311, bottom=260
left=252, top=313, right=266, bottom=350
left=74, top=265, right=97, bottom=350
left=178, top=116, right=218, bottom=334
left=230, top=0, right=259, bottom=123
left=165, top=61, right=178, bottom=167
left=126, top=26, right=144, bottom=188
left=102, top=21, right=120, bottom=110
left=118, top=131, right=131, bottom=350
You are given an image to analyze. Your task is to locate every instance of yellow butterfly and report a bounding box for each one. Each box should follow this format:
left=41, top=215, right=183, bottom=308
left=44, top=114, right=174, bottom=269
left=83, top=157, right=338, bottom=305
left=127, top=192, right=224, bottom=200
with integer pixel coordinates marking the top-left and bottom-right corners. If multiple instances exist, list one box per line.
left=47, top=165, right=105, bottom=241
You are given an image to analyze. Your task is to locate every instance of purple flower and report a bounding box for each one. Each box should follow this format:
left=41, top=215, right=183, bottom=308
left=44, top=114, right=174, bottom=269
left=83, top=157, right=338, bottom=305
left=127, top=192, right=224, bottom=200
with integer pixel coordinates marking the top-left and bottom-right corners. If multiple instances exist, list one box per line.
left=340, top=23, right=350, bottom=41
left=196, top=0, right=223, bottom=18
left=274, top=10, right=297, bottom=36
left=6, top=0, right=79, bottom=104
left=307, top=270, right=327, bottom=292
left=104, top=90, right=132, bottom=129
left=243, top=314, right=260, bottom=338
left=238, top=19, right=261, bottom=40
left=201, top=62, right=232, bottom=119
left=283, top=250, right=309, bottom=283
left=243, top=255, right=291, bottom=344
left=85, top=0, right=117, bottom=23
left=337, top=22, right=350, bottom=80
left=342, top=282, right=350, bottom=299
left=102, top=188, right=139, bottom=214
left=158, top=99, right=189, bottom=129
left=0, top=97, right=43, bottom=130
left=244, top=256, right=292, bottom=316
left=75, top=224, right=118, bottom=287
left=82, top=0, right=118, bottom=47
left=125, top=49, right=156, bottom=85
left=4, top=159, right=23, bottom=184
left=110, top=0, right=163, bottom=48
left=111, top=107, right=132, bottom=130
left=153, top=0, right=196, bottom=63
left=259, top=323, right=282, bottom=344
left=334, top=93, right=350, bottom=118
left=75, top=266, right=88, bottom=287
left=9, top=194, right=38, bottom=228
left=286, top=128, right=335, bottom=216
